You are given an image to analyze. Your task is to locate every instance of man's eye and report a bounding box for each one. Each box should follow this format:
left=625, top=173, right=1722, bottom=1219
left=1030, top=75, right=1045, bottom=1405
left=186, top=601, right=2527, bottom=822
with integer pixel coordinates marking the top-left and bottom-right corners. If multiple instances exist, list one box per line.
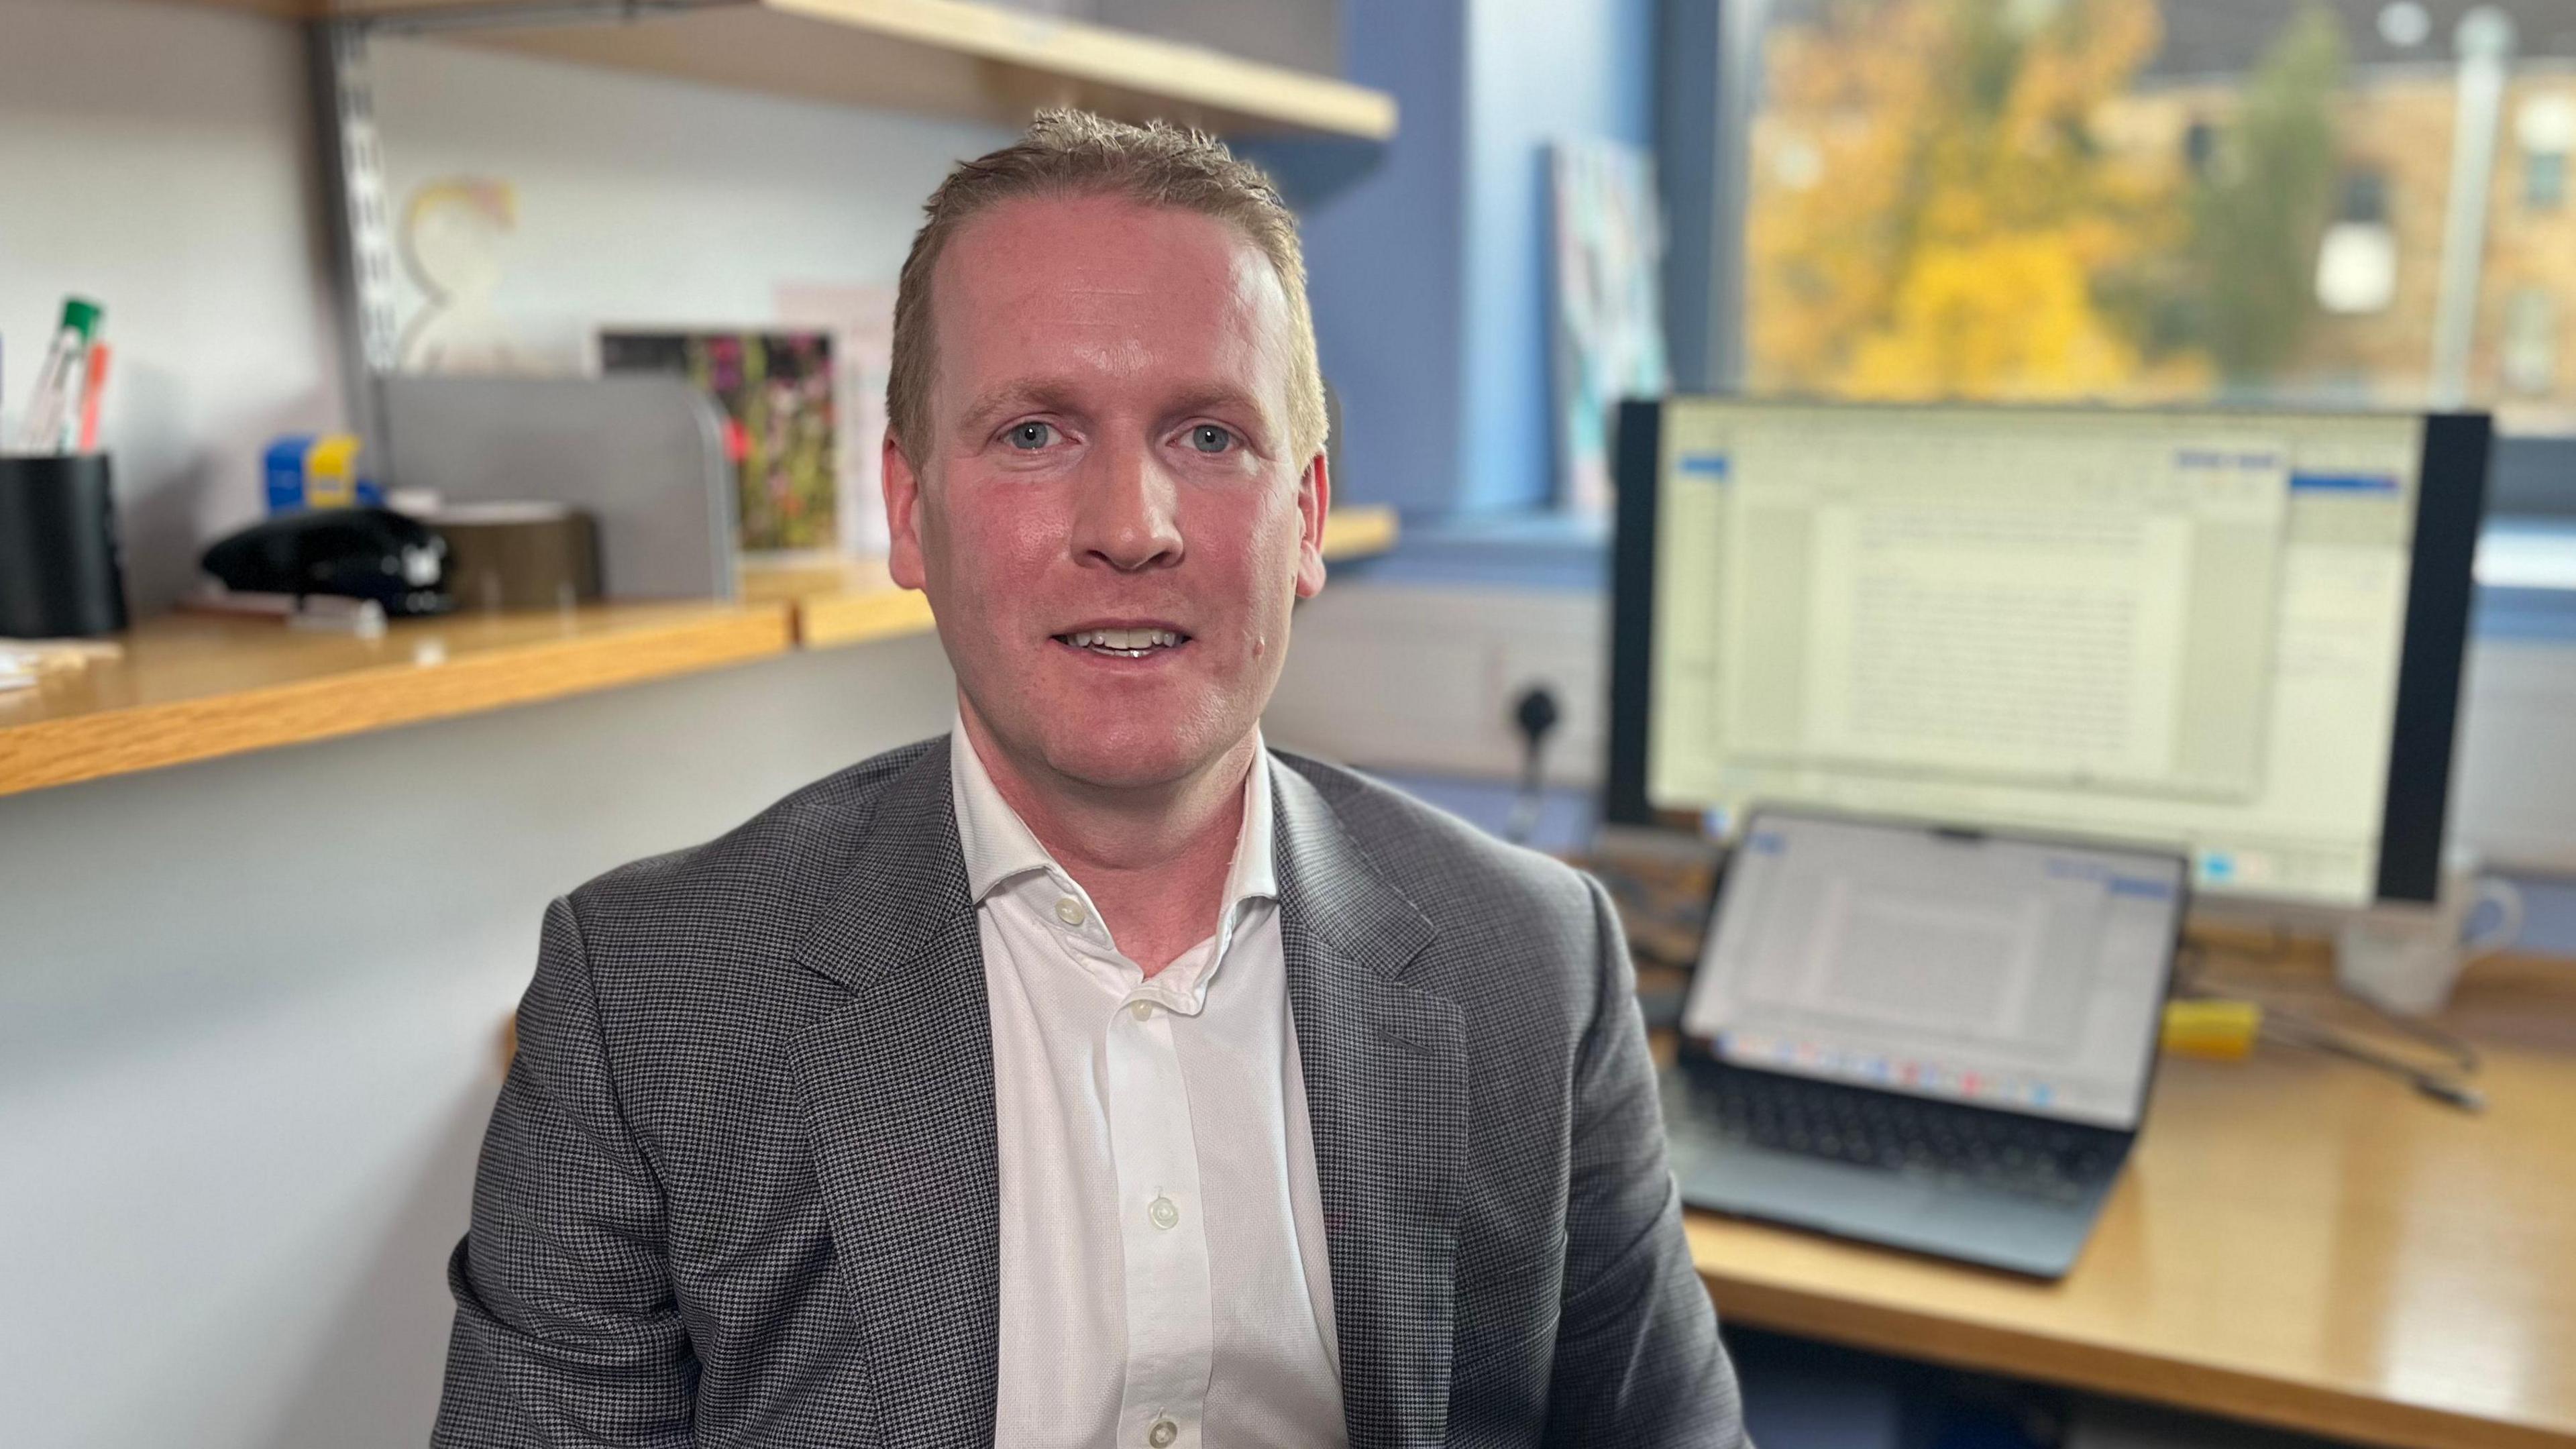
left=1188, top=425, right=1235, bottom=454
left=1008, top=421, right=1058, bottom=450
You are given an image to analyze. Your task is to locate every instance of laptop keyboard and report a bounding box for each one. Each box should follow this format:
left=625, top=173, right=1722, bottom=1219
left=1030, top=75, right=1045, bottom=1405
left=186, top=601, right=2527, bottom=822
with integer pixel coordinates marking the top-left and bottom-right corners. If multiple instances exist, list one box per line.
left=1681, top=1061, right=2125, bottom=1203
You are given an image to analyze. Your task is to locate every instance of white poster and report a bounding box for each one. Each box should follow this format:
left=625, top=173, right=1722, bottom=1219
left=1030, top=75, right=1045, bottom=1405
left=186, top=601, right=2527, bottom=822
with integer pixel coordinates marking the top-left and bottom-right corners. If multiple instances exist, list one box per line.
left=775, top=282, right=897, bottom=557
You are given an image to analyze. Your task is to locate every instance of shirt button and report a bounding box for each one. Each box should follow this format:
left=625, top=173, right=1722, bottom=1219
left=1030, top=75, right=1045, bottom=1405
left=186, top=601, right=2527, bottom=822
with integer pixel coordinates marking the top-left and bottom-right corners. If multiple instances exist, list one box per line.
left=1148, top=1418, right=1179, bottom=1448
left=1148, top=1195, right=1180, bottom=1230
left=1055, top=896, right=1087, bottom=927
left=1130, top=1000, right=1155, bottom=1021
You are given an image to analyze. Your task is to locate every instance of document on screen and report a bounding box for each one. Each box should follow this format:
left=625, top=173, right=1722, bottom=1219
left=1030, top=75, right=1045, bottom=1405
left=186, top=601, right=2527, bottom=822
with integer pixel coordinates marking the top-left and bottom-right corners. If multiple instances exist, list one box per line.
left=1711, top=419, right=2292, bottom=800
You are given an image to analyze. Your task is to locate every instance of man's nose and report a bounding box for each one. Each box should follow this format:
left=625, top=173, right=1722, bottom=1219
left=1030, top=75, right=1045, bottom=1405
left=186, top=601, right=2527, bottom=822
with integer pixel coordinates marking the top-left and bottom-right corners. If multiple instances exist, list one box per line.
left=1071, top=438, right=1185, bottom=572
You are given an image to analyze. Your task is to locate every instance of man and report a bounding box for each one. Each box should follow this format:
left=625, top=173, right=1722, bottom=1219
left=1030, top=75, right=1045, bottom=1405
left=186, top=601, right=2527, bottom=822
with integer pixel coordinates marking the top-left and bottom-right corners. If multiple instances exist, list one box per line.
left=435, top=110, right=1745, bottom=1448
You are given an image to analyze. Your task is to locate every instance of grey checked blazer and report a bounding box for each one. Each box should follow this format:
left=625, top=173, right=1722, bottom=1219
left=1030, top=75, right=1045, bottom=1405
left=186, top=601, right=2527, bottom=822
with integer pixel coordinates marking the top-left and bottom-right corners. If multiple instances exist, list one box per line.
left=434, top=739, right=1746, bottom=1448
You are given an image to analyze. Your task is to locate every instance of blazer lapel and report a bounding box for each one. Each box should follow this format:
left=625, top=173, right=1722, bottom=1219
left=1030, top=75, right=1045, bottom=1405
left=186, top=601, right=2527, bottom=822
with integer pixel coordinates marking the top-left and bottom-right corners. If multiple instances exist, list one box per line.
left=788, top=745, right=999, bottom=1449
left=1273, top=761, right=1463, bottom=1449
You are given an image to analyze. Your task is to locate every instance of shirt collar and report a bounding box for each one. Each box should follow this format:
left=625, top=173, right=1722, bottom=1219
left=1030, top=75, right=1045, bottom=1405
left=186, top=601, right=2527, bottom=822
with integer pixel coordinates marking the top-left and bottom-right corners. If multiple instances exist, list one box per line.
left=947, top=708, right=1278, bottom=915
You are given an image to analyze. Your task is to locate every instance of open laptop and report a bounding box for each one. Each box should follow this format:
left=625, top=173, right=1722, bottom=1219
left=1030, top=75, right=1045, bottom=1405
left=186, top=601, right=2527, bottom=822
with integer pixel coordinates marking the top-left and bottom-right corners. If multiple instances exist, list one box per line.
left=1660, top=807, right=2188, bottom=1278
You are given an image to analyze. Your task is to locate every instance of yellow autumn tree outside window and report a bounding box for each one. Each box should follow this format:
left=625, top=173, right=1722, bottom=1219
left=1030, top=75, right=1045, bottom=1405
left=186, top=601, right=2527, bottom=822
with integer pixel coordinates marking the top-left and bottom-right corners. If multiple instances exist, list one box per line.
left=1743, top=0, right=2576, bottom=433
left=1752, top=0, right=2206, bottom=402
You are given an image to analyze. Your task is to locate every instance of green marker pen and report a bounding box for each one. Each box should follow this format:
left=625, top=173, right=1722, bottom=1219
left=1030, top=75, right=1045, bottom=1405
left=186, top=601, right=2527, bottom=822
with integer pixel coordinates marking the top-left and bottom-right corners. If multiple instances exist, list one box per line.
left=12, top=297, right=103, bottom=454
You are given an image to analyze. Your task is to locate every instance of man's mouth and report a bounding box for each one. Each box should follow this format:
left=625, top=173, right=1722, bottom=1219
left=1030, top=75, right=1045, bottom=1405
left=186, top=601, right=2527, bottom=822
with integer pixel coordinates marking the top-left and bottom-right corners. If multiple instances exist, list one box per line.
left=1053, top=626, right=1190, bottom=659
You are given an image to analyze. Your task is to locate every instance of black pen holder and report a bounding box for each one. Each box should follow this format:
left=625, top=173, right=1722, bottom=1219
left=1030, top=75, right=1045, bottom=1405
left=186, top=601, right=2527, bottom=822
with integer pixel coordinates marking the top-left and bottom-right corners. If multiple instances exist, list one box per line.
left=0, top=453, right=129, bottom=637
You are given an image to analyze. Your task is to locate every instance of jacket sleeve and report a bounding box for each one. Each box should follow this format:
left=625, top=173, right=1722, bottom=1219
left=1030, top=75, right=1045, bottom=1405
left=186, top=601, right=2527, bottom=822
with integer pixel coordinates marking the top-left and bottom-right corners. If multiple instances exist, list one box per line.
left=1542, top=875, right=1750, bottom=1446
left=433, top=896, right=697, bottom=1447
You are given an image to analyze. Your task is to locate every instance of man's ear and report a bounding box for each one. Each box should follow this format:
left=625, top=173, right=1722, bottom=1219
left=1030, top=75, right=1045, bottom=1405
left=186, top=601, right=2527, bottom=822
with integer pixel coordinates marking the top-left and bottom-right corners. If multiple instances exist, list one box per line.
left=884, top=433, right=929, bottom=591
left=1294, top=450, right=1330, bottom=600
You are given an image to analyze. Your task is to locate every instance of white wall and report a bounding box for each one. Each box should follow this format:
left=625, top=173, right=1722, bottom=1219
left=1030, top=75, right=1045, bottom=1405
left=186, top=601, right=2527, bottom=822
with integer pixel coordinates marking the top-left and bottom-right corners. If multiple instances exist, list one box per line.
left=366, top=32, right=1006, bottom=372
left=1267, top=580, right=1609, bottom=783
left=0, top=0, right=343, bottom=614
left=2452, top=637, right=2576, bottom=874
left=1, top=1, right=988, bottom=1442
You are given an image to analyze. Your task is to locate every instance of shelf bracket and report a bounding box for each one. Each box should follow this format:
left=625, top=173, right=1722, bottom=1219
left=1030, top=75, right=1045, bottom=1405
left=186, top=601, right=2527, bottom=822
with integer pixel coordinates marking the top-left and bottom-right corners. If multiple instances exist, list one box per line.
left=345, top=0, right=712, bottom=41
left=304, top=3, right=706, bottom=482
left=307, top=17, right=401, bottom=473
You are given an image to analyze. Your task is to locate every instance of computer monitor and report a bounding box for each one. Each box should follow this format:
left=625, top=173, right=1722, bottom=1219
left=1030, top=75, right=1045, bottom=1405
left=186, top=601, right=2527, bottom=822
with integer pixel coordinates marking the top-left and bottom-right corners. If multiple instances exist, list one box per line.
left=1608, top=397, right=2491, bottom=908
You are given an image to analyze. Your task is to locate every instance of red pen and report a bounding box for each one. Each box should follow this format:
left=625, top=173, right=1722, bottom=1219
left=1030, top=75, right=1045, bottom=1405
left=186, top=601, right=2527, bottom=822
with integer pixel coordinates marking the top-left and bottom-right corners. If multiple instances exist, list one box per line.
left=76, top=341, right=111, bottom=452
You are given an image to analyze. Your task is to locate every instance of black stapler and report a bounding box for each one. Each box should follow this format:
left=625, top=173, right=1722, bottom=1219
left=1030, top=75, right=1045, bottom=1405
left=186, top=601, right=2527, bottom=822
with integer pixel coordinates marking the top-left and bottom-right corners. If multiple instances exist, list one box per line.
left=200, top=507, right=453, bottom=616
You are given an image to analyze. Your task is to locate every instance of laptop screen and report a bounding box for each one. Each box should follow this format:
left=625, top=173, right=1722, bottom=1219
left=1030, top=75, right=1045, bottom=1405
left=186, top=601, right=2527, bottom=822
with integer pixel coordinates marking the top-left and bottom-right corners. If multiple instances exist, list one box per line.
left=1681, top=810, right=2187, bottom=1130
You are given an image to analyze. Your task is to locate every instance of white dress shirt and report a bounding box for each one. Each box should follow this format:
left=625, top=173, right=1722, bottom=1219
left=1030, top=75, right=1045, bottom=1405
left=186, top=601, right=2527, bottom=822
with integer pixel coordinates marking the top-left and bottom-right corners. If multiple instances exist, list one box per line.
left=951, top=719, right=1348, bottom=1449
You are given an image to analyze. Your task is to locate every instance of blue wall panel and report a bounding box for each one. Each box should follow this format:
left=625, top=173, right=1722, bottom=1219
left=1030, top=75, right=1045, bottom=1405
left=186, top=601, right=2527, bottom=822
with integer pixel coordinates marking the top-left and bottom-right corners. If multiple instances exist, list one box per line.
left=1243, top=0, right=1470, bottom=519
left=1250, top=0, right=1660, bottom=522
left=1460, top=0, right=1658, bottom=516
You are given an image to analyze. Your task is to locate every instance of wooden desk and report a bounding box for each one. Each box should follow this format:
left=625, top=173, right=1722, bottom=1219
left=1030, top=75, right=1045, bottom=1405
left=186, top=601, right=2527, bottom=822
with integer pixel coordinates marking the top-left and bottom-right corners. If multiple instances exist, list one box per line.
left=1688, top=953, right=2576, bottom=1449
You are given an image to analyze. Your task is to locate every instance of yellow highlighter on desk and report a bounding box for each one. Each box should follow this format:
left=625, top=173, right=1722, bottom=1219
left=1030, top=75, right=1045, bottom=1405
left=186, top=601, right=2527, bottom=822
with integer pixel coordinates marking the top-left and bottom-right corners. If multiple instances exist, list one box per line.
left=2160, top=996, right=2483, bottom=1110
left=2162, top=999, right=2263, bottom=1060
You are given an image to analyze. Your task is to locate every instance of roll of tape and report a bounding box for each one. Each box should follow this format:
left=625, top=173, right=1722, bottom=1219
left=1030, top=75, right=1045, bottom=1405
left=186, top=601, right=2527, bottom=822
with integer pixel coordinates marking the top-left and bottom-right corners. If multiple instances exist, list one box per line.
left=431, top=502, right=601, bottom=610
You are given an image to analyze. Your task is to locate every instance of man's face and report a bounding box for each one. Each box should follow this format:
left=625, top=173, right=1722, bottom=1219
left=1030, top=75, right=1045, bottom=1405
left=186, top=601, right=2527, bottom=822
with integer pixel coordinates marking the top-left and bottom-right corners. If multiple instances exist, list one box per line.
left=884, top=193, right=1328, bottom=794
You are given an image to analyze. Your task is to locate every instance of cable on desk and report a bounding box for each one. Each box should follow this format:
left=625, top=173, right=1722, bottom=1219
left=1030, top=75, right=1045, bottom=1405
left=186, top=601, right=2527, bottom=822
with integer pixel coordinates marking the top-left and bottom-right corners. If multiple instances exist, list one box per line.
left=2172, top=947, right=2485, bottom=1113
left=1504, top=684, right=1560, bottom=847
left=2259, top=1013, right=2487, bottom=1113
left=2347, top=989, right=2481, bottom=1075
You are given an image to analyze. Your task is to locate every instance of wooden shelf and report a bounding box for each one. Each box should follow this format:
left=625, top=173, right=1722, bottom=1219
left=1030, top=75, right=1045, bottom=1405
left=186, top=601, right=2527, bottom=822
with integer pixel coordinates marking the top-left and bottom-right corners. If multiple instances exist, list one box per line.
left=173, top=0, right=1398, bottom=141
left=1320, top=503, right=1399, bottom=562
left=744, top=504, right=1401, bottom=650
left=0, top=600, right=792, bottom=798
left=742, top=557, right=938, bottom=649
left=0, top=506, right=1395, bottom=798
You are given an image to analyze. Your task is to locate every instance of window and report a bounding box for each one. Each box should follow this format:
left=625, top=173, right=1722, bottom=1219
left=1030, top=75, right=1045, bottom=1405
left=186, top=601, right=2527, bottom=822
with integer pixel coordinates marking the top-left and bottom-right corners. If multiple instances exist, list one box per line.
left=2530, top=152, right=2569, bottom=211
left=2503, top=288, right=2558, bottom=396
left=2316, top=169, right=2396, bottom=316
left=2524, top=95, right=2574, bottom=209
left=1731, top=0, right=2576, bottom=439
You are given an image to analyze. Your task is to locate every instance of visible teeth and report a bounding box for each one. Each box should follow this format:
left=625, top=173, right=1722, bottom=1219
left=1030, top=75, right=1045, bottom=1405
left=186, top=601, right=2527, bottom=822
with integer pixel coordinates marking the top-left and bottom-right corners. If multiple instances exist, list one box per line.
left=1065, top=627, right=1181, bottom=651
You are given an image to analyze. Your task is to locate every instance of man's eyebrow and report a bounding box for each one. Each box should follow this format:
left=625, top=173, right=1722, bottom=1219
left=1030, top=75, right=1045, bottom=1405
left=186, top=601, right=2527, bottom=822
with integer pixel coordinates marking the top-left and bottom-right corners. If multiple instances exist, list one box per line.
left=955, top=380, right=1085, bottom=436
left=1164, top=385, right=1281, bottom=451
left=954, top=380, right=1283, bottom=445
left=1164, top=384, right=1272, bottom=423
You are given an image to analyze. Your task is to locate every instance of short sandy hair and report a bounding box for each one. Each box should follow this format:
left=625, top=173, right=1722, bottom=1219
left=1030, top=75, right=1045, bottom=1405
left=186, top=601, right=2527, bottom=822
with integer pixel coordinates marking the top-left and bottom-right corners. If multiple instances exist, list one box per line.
left=886, top=109, right=1328, bottom=468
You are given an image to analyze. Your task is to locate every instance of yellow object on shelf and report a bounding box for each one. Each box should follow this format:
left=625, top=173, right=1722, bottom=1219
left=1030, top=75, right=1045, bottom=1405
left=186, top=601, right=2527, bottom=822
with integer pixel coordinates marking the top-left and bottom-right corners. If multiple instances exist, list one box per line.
left=2161, top=998, right=2263, bottom=1060
left=304, top=434, right=363, bottom=508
